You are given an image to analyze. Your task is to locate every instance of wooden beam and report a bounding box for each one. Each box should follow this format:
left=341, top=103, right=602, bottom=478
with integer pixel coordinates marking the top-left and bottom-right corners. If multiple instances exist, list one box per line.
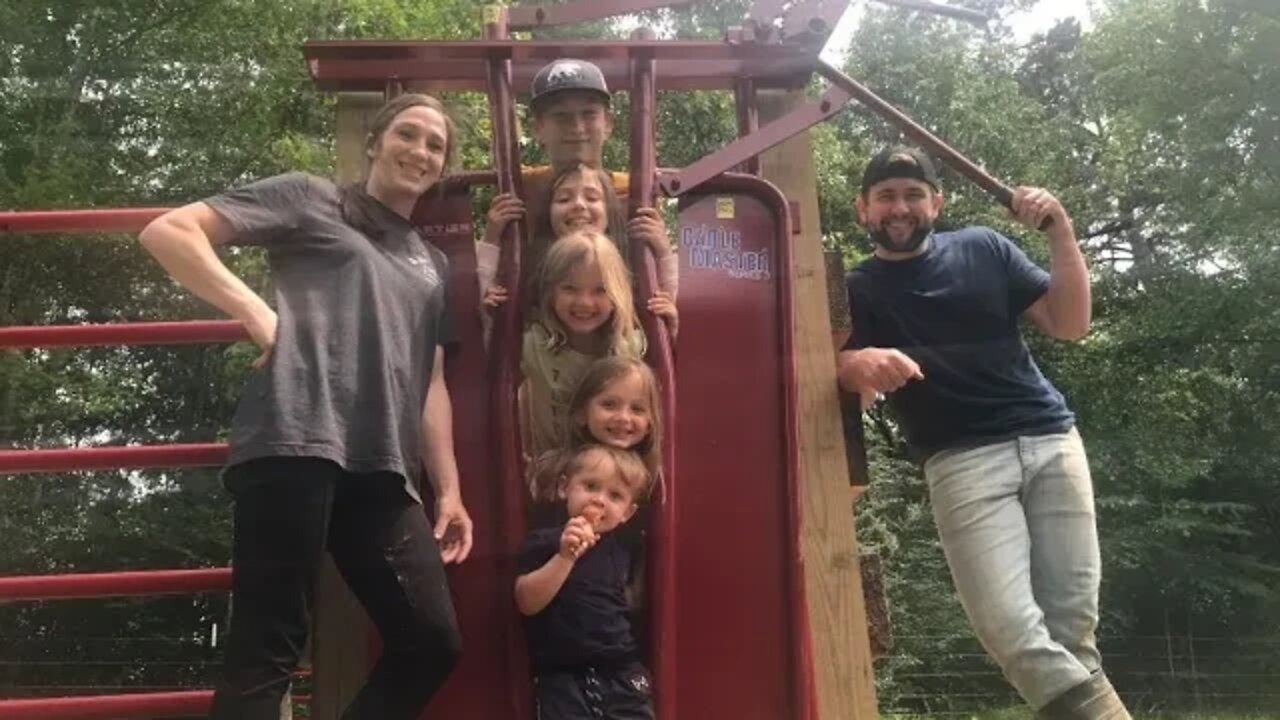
left=757, top=88, right=879, bottom=720
left=309, top=92, right=383, bottom=720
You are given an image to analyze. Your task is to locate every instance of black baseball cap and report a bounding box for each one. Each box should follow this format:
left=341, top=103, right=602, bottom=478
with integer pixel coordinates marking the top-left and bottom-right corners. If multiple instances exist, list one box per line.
left=860, top=146, right=940, bottom=194
left=530, top=59, right=611, bottom=111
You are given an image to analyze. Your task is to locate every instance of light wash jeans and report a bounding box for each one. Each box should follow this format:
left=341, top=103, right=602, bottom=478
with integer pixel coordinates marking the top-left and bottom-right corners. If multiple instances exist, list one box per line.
left=924, top=427, right=1101, bottom=709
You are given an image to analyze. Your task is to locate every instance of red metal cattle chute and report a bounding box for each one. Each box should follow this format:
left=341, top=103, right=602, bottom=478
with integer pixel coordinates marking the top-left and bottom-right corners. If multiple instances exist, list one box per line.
left=0, top=0, right=1033, bottom=717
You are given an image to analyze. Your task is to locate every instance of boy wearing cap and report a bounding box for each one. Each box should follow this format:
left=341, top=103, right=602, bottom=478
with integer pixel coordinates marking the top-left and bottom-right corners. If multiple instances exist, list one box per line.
left=837, top=147, right=1131, bottom=719
left=527, top=58, right=617, bottom=177
left=523, top=59, right=670, bottom=265
left=479, top=58, right=677, bottom=313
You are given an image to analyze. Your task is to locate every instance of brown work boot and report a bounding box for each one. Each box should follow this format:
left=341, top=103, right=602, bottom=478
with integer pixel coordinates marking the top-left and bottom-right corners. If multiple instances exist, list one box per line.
left=1038, top=672, right=1132, bottom=720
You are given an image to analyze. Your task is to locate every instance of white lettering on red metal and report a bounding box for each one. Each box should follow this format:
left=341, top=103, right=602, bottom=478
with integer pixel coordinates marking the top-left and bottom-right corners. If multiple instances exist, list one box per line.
left=680, top=223, right=771, bottom=282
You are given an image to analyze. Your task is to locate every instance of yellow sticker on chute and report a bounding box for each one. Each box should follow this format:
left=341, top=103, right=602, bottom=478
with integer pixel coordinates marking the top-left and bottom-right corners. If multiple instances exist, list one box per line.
left=716, top=196, right=735, bottom=219
left=482, top=5, right=502, bottom=24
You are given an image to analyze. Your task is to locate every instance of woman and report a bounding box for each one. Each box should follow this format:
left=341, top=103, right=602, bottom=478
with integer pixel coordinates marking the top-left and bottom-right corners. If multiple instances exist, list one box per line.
left=139, top=93, right=472, bottom=720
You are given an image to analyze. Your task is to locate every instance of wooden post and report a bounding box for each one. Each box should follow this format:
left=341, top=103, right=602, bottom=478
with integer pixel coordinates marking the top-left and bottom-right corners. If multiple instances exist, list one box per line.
left=309, top=92, right=383, bottom=720
left=757, top=88, right=879, bottom=720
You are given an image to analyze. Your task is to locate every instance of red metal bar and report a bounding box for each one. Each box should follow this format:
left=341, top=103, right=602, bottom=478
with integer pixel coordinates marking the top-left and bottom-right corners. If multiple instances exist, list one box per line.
left=303, top=40, right=815, bottom=93
left=0, top=690, right=212, bottom=720
left=0, top=320, right=246, bottom=349
left=772, top=172, right=812, bottom=720
left=483, top=10, right=533, bottom=719
left=507, top=0, right=695, bottom=30
left=659, top=82, right=853, bottom=196
left=302, top=39, right=814, bottom=63
left=0, top=209, right=170, bottom=235
left=0, top=568, right=231, bottom=602
left=734, top=78, right=761, bottom=175
left=815, top=59, right=1018, bottom=207
left=0, top=444, right=228, bottom=474
left=627, top=28, right=679, bottom=720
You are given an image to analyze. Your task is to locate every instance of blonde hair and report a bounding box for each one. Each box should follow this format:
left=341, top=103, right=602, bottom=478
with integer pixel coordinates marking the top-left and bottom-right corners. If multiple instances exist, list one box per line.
left=556, top=443, right=655, bottom=505
left=532, top=230, right=639, bottom=353
left=565, top=356, right=663, bottom=484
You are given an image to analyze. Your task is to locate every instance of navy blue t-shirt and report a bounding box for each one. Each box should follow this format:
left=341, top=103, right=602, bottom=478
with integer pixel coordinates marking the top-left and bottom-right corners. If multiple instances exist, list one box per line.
left=517, top=526, right=637, bottom=673
left=843, top=227, right=1074, bottom=460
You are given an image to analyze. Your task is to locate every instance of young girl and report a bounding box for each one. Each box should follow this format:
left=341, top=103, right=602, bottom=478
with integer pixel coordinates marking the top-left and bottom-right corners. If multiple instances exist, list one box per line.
left=565, top=356, right=663, bottom=491
left=521, top=230, right=646, bottom=462
left=478, top=163, right=678, bottom=336
left=527, top=355, right=664, bottom=503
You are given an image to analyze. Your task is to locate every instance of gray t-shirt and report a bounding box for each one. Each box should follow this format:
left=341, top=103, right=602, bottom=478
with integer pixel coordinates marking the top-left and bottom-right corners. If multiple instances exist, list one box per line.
left=205, top=172, right=452, bottom=502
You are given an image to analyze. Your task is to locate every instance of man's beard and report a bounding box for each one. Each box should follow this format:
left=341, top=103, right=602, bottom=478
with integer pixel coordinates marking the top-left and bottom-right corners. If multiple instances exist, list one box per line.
left=869, top=219, right=932, bottom=253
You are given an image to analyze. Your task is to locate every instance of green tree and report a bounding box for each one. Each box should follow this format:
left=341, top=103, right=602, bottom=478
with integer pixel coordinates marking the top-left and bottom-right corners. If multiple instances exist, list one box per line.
left=1, top=0, right=486, bottom=695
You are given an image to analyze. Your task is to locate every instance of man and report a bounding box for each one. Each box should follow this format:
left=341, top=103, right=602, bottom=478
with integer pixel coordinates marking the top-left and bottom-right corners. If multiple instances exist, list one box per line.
left=837, top=146, right=1130, bottom=720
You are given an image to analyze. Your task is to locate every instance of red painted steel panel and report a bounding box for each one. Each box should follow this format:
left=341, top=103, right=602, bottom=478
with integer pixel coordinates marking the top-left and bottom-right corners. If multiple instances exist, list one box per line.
left=0, top=320, right=246, bottom=349
left=408, top=185, right=532, bottom=719
left=0, top=690, right=212, bottom=720
left=0, top=568, right=231, bottom=601
left=0, top=443, right=228, bottom=474
left=673, top=188, right=809, bottom=718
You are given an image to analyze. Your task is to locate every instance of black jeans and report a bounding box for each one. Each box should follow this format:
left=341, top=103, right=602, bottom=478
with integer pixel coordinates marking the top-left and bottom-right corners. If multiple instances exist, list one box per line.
left=209, top=457, right=461, bottom=720
left=534, top=662, right=654, bottom=720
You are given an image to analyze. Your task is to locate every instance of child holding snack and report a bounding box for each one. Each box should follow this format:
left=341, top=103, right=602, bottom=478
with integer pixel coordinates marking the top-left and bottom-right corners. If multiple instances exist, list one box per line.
left=514, top=443, right=655, bottom=720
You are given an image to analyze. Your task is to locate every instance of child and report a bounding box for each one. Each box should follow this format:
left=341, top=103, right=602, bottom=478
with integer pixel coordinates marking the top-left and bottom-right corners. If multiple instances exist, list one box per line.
left=521, top=231, right=646, bottom=460
left=478, top=163, right=678, bottom=336
left=563, top=355, right=663, bottom=494
left=526, top=355, right=664, bottom=520
left=561, top=356, right=665, bottom=615
left=514, top=443, right=655, bottom=720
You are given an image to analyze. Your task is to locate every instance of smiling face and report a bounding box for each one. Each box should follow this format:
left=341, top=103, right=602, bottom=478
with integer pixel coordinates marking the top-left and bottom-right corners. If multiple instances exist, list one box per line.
left=531, top=92, right=613, bottom=170
left=552, top=257, right=614, bottom=337
left=364, top=104, right=449, bottom=212
left=535, top=231, right=635, bottom=352
left=549, top=169, right=608, bottom=236
left=855, top=177, right=944, bottom=258
left=579, top=367, right=653, bottom=450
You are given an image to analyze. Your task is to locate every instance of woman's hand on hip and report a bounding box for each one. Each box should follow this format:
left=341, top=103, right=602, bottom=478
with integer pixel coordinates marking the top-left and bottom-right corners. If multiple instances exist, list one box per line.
left=244, top=307, right=279, bottom=369
left=434, top=494, right=474, bottom=564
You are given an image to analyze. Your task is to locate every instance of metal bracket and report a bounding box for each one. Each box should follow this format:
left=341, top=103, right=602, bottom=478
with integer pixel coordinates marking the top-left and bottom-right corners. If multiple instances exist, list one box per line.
left=659, top=82, right=854, bottom=196
left=661, top=59, right=1018, bottom=209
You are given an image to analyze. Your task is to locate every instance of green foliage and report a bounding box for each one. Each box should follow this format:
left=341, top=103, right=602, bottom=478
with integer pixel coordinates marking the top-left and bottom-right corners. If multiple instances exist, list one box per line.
left=836, top=0, right=1280, bottom=713
left=1, top=0, right=1277, bottom=713
left=0, top=0, right=486, bottom=694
